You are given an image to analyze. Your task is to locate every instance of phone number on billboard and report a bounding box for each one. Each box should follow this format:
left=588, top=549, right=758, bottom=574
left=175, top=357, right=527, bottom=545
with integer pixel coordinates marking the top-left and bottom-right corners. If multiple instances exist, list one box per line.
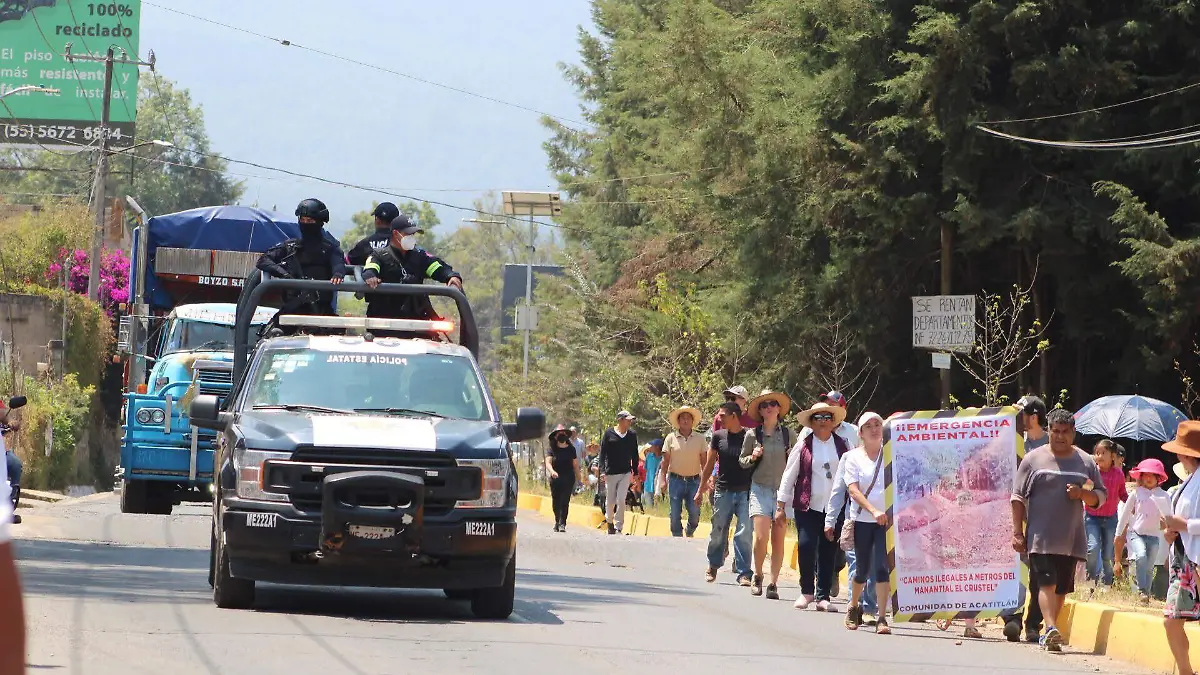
left=0, top=123, right=125, bottom=143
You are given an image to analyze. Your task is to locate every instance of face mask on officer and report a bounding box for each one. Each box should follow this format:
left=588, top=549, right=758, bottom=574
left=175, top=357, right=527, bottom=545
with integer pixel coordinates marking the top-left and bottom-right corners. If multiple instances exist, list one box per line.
left=299, top=219, right=323, bottom=240
left=392, top=230, right=417, bottom=252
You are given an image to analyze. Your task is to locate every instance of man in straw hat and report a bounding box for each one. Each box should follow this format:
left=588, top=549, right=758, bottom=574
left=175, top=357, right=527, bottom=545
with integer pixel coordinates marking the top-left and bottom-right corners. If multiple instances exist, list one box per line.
left=1011, top=408, right=1106, bottom=652
left=779, top=401, right=852, bottom=611
left=661, top=405, right=705, bottom=537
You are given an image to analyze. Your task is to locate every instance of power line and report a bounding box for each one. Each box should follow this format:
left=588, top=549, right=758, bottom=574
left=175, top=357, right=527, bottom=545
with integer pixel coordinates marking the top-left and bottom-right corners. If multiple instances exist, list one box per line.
left=975, top=124, right=1200, bottom=150
left=980, top=80, right=1200, bottom=125
left=142, top=1, right=589, bottom=129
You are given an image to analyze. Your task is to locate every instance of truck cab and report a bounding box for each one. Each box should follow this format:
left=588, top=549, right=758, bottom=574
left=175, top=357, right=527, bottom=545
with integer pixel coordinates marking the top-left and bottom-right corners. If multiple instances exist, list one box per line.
left=120, top=303, right=276, bottom=514
left=192, top=276, right=544, bottom=619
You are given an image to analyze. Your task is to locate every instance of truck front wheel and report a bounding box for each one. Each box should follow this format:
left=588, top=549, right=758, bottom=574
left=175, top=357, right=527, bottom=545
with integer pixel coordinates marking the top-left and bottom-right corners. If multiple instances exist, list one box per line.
left=119, top=479, right=147, bottom=514
left=470, top=555, right=515, bottom=620
left=212, top=527, right=255, bottom=609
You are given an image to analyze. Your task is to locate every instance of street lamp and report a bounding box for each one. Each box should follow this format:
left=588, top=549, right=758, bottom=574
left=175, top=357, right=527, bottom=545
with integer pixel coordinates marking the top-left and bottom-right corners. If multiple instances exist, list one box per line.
left=0, top=85, right=60, bottom=100
left=500, top=191, right=562, bottom=381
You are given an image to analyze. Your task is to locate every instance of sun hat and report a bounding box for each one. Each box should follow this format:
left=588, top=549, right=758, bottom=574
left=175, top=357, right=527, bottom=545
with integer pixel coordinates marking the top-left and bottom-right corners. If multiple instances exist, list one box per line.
left=1163, top=420, right=1200, bottom=459
left=668, top=405, right=702, bottom=430
left=548, top=424, right=570, bottom=443
left=1129, top=458, right=1168, bottom=482
left=748, top=389, right=791, bottom=422
left=796, top=402, right=848, bottom=428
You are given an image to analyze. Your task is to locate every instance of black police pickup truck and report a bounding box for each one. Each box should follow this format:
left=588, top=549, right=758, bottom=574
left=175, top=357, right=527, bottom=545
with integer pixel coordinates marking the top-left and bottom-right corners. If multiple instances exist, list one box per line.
left=190, top=275, right=544, bottom=619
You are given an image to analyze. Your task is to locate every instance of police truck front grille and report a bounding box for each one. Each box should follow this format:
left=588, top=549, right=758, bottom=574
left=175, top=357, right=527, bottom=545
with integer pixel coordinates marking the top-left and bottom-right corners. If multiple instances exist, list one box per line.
left=273, top=449, right=473, bottom=516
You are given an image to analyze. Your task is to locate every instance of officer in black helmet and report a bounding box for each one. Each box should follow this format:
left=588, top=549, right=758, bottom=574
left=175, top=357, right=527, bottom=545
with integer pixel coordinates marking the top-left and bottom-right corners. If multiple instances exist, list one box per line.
left=256, top=198, right=347, bottom=331
left=345, top=202, right=400, bottom=267
left=361, top=215, right=462, bottom=336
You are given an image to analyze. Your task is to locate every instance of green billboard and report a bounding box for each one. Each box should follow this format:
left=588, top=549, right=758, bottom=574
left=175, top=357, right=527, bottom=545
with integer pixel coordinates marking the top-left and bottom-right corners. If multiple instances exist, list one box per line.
left=0, top=0, right=142, bottom=148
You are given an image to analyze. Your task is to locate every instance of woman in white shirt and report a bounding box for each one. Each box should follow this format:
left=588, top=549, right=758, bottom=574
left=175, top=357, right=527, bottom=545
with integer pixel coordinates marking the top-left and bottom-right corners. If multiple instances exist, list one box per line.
left=1160, top=421, right=1200, bottom=675
left=842, top=412, right=890, bottom=634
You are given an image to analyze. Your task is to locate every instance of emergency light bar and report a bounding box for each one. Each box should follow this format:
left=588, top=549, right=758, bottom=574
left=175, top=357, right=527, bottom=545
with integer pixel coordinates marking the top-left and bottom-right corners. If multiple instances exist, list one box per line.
left=277, top=315, right=456, bottom=333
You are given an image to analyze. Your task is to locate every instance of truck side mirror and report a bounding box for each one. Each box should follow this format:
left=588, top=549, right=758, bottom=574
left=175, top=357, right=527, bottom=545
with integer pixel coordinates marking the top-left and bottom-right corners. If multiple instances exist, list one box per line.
left=190, top=394, right=227, bottom=431
left=503, top=407, right=545, bottom=442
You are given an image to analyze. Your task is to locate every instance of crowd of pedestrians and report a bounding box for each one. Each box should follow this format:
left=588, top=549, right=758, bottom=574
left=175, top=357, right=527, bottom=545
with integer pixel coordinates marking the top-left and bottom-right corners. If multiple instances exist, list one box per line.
left=546, top=386, right=1200, bottom=661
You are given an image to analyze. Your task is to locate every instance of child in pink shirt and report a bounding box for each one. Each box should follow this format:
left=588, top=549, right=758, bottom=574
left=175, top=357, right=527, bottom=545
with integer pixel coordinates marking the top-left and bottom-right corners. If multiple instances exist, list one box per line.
left=1116, top=458, right=1170, bottom=600
left=1085, top=440, right=1129, bottom=585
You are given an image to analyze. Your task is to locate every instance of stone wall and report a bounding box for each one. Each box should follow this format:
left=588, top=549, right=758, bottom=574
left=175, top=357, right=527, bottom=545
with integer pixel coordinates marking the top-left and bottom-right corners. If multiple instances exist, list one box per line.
left=0, top=293, right=64, bottom=376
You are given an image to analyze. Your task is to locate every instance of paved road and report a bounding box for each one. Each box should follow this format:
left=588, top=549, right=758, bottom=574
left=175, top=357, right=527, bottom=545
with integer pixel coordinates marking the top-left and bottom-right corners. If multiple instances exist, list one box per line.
left=13, top=495, right=1150, bottom=675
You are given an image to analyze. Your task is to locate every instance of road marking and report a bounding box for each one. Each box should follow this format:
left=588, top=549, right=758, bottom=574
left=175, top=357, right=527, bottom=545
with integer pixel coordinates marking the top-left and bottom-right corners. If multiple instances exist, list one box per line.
left=509, top=611, right=529, bottom=624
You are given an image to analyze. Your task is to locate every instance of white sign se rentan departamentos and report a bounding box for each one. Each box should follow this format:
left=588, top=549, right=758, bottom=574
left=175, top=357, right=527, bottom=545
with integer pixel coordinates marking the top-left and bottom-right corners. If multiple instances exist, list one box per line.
left=912, top=295, right=975, bottom=353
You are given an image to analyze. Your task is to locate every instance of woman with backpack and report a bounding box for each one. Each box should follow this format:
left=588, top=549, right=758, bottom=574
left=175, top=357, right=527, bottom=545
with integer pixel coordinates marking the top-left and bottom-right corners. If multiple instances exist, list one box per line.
left=741, top=390, right=792, bottom=599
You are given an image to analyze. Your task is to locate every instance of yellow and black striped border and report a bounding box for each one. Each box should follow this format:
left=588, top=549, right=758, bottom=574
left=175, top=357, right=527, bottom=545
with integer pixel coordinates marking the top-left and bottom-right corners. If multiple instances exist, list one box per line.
left=883, top=406, right=1027, bottom=623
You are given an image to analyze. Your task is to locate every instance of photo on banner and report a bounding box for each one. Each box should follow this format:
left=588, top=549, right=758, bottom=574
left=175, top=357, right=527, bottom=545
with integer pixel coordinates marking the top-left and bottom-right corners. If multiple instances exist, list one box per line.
left=883, top=406, right=1027, bottom=622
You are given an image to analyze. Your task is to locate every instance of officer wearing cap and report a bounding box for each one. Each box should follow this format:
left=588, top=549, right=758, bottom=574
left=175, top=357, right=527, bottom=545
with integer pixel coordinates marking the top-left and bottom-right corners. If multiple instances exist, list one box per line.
left=256, top=198, right=347, bottom=330
left=346, top=202, right=402, bottom=267
left=361, top=215, right=463, bottom=326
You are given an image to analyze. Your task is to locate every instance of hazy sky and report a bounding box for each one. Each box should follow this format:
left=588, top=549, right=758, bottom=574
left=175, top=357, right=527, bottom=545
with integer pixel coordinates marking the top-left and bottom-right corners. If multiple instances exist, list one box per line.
left=140, top=1, right=593, bottom=236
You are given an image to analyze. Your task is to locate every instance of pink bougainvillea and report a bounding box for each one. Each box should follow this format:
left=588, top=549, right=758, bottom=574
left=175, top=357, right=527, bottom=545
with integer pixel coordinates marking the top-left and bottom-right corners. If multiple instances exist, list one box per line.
left=45, top=247, right=131, bottom=315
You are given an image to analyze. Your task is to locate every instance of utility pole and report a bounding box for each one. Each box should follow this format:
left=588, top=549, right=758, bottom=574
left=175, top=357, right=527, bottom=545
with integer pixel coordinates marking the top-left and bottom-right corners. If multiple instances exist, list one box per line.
left=65, top=44, right=155, bottom=301
left=523, top=213, right=535, bottom=381
left=940, top=222, right=953, bottom=408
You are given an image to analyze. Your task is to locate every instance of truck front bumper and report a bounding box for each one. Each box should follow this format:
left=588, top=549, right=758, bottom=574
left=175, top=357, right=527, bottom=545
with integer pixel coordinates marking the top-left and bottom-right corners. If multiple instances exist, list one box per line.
left=221, top=498, right=517, bottom=589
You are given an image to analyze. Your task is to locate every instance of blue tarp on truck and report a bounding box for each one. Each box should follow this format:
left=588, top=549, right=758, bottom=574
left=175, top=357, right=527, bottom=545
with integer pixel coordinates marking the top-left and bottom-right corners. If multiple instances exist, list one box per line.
left=134, top=205, right=339, bottom=311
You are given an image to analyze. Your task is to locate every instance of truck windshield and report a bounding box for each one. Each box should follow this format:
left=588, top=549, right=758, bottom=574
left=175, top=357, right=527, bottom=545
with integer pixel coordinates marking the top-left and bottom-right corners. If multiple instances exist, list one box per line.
left=244, top=348, right=490, bottom=421
left=163, top=320, right=263, bottom=354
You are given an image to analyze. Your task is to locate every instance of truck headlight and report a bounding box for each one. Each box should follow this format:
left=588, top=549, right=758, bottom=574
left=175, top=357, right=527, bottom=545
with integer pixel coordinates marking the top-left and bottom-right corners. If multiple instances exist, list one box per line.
left=135, top=407, right=165, bottom=425
left=233, top=443, right=292, bottom=503
left=457, top=458, right=510, bottom=509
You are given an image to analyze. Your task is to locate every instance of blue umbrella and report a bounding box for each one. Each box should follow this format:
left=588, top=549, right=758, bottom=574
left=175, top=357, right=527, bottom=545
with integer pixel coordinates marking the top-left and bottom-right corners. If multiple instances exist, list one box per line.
left=1073, top=395, right=1189, bottom=442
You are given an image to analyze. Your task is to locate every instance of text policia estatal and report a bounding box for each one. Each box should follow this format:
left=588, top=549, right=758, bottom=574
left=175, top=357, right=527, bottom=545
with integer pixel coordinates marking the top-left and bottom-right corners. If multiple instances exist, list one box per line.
left=891, top=417, right=1012, bottom=442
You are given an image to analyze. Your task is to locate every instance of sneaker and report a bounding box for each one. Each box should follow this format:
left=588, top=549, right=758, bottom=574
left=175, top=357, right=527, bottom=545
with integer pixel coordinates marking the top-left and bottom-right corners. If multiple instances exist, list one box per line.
left=11, top=514, right=20, bottom=525
left=816, top=599, right=837, bottom=613
left=1040, top=627, right=1063, bottom=652
left=963, top=626, right=983, bottom=639
left=765, top=584, right=779, bottom=600
left=751, top=575, right=763, bottom=596
left=845, top=605, right=863, bottom=630
left=553, top=524, right=561, bottom=532
left=1003, top=619, right=1021, bottom=643
left=794, top=594, right=814, bottom=610
left=1025, top=627, right=1040, bottom=644
left=608, top=524, right=616, bottom=535
left=737, top=575, right=752, bottom=587
left=705, top=567, right=717, bottom=583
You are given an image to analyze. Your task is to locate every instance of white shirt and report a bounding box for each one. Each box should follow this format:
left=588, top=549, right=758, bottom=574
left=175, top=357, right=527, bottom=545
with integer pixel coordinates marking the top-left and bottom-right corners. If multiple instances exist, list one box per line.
left=0, top=433, right=10, bottom=544
left=1171, top=474, right=1200, bottom=563
left=809, top=435, right=840, bottom=514
left=843, top=448, right=885, bottom=523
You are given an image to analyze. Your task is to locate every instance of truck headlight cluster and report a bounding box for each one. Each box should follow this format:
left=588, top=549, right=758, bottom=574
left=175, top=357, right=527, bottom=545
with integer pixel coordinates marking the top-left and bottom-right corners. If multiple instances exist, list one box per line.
left=457, top=459, right=511, bottom=509
left=135, top=407, right=166, bottom=425
left=233, top=443, right=292, bottom=503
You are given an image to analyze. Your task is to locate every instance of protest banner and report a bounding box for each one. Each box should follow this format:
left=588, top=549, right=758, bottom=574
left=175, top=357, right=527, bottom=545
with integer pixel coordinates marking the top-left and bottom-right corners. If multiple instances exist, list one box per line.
left=884, top=407, right=1027, bottom=622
